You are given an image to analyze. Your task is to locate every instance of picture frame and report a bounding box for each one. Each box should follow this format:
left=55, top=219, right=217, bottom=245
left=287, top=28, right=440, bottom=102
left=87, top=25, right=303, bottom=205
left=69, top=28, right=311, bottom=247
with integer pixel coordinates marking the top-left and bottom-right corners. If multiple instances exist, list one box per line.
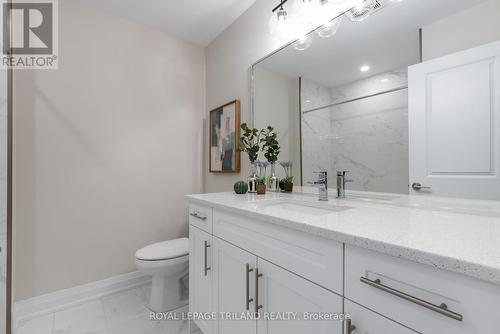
left=209, top=100, right=241, bottom=173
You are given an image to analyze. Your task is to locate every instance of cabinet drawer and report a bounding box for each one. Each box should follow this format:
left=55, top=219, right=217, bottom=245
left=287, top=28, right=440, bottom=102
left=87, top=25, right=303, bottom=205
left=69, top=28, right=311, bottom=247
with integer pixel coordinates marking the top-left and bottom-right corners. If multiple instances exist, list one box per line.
left=189, top=203, right=213, bottom=233
left=345, top=245, right=500, bottom=334
left=213, top=209, right=343, bottom=294
left=345, top=300, right=417, bottom=334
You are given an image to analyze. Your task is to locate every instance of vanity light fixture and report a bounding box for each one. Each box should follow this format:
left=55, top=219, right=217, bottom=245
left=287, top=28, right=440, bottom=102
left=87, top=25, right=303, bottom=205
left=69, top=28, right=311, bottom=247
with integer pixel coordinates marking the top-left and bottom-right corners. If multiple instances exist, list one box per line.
left=316, top=17, right=343, bottom=38
left=345, top=0, right=376, bottom=22
left=293, top=34, right=314, bottom=51
left=269, top=0, right=289, bottom=35
left=360, top=65, right=371, bottom=72
left=269, top=0, right=388, bottom=51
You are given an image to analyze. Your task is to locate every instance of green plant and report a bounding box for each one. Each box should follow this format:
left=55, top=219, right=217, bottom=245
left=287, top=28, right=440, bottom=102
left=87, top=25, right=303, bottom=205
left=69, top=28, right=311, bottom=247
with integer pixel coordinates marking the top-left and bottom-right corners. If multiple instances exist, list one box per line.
left=282, top=176, right=293, bottom=185
left=256, top=176, right=267, bottom=185
left=260, top=126, right=280, bottom=164
left=239, top=123, right=263, bottom=163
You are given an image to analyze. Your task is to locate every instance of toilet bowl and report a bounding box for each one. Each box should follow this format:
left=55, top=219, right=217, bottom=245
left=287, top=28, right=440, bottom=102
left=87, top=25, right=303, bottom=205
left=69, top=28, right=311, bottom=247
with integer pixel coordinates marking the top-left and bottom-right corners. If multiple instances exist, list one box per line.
left=135, top=238, right=189, bottom=312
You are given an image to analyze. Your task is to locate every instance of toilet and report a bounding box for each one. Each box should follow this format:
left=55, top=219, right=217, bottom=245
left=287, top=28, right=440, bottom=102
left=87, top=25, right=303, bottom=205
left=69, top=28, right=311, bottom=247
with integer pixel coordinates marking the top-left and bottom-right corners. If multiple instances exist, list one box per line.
left=135, top=238, right=189, bottom=312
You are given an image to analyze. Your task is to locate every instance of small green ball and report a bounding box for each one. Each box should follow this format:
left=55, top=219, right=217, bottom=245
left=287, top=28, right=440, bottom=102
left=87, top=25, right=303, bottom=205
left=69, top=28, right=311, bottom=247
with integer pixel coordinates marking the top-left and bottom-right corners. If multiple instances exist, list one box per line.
left=234, top=181, right=249, bottom=194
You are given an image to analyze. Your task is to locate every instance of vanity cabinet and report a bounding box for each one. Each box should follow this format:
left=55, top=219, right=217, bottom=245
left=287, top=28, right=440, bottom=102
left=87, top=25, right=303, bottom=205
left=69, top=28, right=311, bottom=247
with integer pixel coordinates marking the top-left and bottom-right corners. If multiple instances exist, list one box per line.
left=188, top=202, right=500, bottom=334
left=212, top=237, right=257, bottom=334
left=189, top=226, right=214, bottom=334
left=345, top=245, right=500, bottom=334
left=256, top=258, right=343, bottom=334
left=344, top=300, right=417, bottom=334
left=212, top=236, right=343, bottom=334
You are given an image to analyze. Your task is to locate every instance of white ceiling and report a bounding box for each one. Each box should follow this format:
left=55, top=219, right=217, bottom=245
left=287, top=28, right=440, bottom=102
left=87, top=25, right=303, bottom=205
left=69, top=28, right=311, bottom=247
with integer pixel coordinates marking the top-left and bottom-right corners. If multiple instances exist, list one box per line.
left=79, top=0, right=257, bottom=46
left=258, top=0, right=485, bottom=89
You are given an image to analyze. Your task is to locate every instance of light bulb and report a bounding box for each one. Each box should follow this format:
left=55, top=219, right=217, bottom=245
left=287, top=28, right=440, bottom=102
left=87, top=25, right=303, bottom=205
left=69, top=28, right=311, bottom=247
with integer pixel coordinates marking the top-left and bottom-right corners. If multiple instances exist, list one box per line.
left=269, top=6, right=288, bottom=35
left=345, top=0, right=376, bottom=22
left=293, top=34, right=314, bottom=51
left=316, top=17, right=342, bottom=38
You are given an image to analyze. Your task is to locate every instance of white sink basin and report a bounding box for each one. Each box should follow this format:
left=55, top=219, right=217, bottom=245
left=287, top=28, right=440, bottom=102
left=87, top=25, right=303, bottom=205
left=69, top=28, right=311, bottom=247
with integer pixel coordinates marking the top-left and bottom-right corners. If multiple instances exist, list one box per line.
left=254, top=200, right=352, bottom=217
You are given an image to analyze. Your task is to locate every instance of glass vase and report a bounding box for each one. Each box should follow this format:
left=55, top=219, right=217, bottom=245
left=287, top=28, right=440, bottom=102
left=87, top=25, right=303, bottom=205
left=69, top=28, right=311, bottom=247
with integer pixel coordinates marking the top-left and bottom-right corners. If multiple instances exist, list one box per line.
left=247, top=162, right=257, bottom=193
left=267, top=163, right=280, bottom=192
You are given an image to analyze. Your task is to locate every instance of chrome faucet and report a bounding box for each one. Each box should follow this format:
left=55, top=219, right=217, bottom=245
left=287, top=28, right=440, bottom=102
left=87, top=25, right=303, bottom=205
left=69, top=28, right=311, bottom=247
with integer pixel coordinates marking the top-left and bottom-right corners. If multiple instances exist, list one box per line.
left=337, top=171, right=352, bottom=198
left=310, top=171, right=328, bottom=201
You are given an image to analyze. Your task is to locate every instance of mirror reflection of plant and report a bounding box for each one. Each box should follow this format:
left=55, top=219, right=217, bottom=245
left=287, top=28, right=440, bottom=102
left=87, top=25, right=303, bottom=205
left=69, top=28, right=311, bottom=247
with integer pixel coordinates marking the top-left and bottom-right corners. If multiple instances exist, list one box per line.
left=261, top=126, right=280, bottom=164
left=239, top=123, right=263, bottom=163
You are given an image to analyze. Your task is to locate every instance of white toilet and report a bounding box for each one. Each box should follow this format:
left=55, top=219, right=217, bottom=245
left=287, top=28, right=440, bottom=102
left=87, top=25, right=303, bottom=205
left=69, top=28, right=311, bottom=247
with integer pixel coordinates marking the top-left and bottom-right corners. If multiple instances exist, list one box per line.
left=135, top=238, right=189, bottom=312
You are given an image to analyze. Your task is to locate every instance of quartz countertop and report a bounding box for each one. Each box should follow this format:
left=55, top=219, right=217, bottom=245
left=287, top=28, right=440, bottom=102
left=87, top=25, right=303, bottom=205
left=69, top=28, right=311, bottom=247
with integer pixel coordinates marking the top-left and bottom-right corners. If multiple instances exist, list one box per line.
left=186, top=189, right=500, bottom=286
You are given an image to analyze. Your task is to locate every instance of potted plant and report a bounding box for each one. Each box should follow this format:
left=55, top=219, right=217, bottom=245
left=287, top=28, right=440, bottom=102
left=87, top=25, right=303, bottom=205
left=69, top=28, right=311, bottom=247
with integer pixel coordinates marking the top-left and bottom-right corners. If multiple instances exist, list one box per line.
left=239, top=123, right=263, bottom=193
left=261, top=126, right=281, bottom=192
left=281, top=176, right=294, bottom=193
left=256, top=176, right=267, bottom=195
left=279, top=161, right=294, bottom=193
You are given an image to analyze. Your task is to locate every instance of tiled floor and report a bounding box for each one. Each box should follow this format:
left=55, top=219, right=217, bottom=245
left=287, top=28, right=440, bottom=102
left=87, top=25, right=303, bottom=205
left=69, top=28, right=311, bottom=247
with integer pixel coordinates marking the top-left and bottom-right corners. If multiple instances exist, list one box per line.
left=15, top=284, right=201, bottom=334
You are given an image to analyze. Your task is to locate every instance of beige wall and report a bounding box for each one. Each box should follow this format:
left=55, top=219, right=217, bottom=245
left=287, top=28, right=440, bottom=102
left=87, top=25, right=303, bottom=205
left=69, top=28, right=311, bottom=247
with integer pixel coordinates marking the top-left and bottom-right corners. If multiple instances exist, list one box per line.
left=205, top=0, right=298, bottom=192
left=422, top=0, right=500, bottom=61
left=13, top=0, right=205, bottom=300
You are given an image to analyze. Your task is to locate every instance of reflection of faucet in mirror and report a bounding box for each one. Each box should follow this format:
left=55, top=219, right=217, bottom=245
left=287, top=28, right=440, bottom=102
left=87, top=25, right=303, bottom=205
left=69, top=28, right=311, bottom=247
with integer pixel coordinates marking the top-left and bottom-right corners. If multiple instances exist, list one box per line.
left=337, top=171, right=353, bottom=199
left=308, top=171, right=328, bottom=202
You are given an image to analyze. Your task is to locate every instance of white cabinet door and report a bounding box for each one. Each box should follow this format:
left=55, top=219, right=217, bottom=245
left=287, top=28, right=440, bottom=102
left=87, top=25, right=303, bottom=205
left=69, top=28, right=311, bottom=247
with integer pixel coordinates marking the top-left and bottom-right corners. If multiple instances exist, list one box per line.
left=408, top=40, right=500, bottom=200
left=213, top=238, right=257, bottom=334
left=189, top=226, right=214, bottom=334
left=256, top=259, right=343, bottom=334
left=344, top=300, right=417, bottom=334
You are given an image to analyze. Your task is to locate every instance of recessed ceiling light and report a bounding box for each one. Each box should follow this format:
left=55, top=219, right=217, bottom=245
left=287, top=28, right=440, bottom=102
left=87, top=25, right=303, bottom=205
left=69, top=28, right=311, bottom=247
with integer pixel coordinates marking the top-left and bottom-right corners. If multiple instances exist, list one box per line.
left=360, top=65, right=370, bottom=72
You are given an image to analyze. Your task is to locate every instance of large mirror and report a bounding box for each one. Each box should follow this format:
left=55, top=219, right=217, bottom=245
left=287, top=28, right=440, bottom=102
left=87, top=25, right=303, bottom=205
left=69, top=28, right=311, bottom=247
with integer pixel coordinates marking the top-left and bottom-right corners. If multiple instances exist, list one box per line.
left=253, top=0, right=491, bottom=196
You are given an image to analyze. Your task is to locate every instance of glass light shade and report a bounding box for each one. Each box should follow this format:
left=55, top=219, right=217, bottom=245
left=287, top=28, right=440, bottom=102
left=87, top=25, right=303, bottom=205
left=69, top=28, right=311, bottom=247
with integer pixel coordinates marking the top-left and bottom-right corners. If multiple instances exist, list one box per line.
left=293, top=34, right=314, bottom=51
left=345, top=0, right=376, bottom=22
left=269, top=7, right=288, bottom=35
left=316, top=17, right=342, bottom=38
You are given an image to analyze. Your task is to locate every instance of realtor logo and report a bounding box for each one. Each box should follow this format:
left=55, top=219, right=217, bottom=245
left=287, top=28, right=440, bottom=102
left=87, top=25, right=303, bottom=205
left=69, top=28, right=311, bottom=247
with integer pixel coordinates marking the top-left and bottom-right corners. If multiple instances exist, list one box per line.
left=1, top=0, right=58, bottom=69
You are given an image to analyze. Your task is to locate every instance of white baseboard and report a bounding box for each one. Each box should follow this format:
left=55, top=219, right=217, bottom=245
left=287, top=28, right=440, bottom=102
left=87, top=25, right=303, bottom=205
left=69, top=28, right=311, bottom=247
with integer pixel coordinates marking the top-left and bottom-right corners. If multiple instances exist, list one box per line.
left=13, top=271, right=151, bottom=327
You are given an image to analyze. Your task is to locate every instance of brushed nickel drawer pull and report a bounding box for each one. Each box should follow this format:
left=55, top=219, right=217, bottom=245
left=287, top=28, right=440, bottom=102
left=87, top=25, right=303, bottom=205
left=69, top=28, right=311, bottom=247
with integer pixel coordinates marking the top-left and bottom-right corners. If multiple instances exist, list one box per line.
left=255, top=268, right=263, bottom=315
left=345, top=318, right=356, bottom=334
left=190, top=212, right=207, bottom=221
left=204, top=241, right=211, bottom=276
left=360, top=277, right=463, bottom=322
left=246, top=264, right=254, bottom=311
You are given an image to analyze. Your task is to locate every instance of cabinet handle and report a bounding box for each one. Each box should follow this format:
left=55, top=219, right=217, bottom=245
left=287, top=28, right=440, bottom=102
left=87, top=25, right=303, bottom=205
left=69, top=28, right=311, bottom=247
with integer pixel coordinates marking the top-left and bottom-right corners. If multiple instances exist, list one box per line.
left=360, top=277, right=463, bottom=321
left=246, top=264, right=254, bottom=311
left=344, top=319, right=356, bottom=334
left=190, top=212, right=207, bottom=221
left=254, top=268, right=263, bottom=315
left=204, top=241, right=211, bottom=276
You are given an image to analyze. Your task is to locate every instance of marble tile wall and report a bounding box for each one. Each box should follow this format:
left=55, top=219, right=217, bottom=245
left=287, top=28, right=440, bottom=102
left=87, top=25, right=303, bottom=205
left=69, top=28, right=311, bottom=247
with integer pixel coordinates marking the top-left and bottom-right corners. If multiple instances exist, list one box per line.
left=301, top=69, right=409, bottom=194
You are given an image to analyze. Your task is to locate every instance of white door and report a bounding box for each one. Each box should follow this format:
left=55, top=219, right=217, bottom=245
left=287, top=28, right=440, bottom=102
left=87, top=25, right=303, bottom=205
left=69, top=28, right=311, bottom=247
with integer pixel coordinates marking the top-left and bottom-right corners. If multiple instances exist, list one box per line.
left=344, top=300, right=417, bottom=334
left=408, top=41, right=500, bottom=200
left=213, top=238, right=257, bottom=334
left=256, top=259, right=343, bottom=334
left=189, top=226, right=214, bottom=334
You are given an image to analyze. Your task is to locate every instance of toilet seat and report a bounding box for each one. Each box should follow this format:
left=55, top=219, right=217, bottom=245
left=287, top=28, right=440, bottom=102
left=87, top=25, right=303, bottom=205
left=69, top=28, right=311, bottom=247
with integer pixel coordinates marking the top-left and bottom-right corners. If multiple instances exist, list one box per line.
left=135, top=237, right=189, bottom=261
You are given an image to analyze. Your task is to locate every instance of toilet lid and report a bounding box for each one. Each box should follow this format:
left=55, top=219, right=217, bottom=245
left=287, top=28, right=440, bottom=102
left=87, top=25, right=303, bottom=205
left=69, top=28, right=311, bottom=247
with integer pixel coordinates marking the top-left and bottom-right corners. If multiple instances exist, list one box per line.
left=135, top=238, right=189, bottom=261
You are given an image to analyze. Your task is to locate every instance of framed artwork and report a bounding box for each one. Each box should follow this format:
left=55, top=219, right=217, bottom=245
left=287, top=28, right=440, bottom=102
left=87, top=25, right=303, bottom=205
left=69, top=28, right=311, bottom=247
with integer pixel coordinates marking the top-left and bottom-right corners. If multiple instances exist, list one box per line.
left=209, top=100, right=241, bottom=173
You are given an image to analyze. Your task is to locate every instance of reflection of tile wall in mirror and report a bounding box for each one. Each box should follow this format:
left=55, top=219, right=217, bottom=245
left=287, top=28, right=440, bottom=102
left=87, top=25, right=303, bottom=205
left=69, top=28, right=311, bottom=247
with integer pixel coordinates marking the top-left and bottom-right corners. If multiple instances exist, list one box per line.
left=301, top=68, right=409, bottom=194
